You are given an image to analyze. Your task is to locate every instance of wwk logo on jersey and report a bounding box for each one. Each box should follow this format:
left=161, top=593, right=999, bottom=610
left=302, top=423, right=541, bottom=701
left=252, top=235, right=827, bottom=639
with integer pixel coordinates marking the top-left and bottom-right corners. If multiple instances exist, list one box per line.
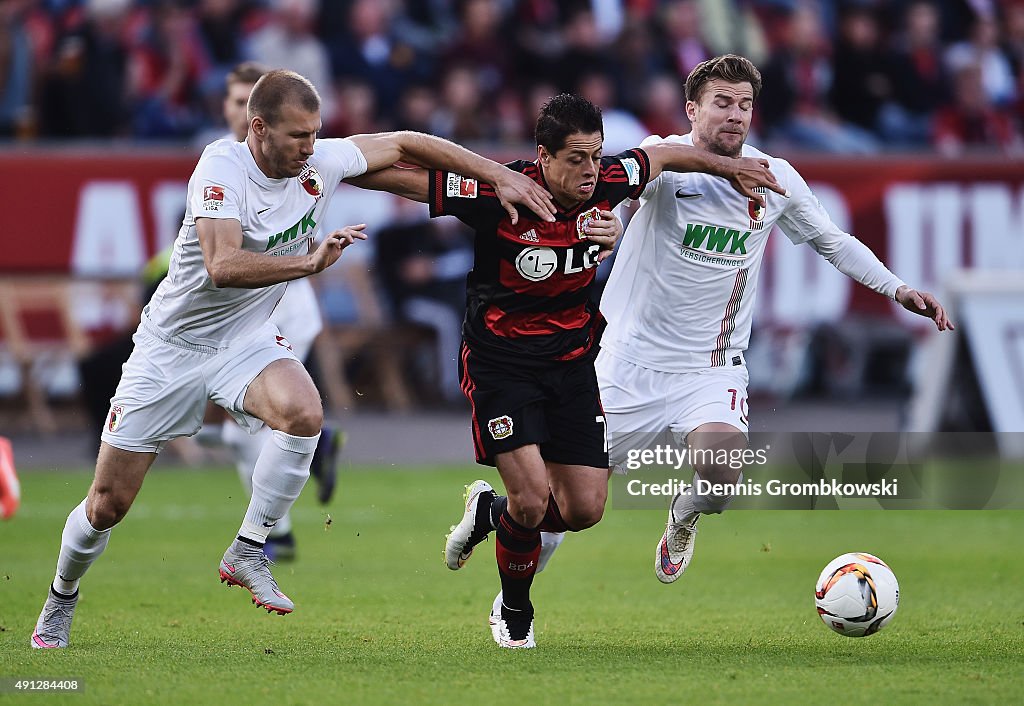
left=299, top=164, right=324, bottom=198
left=576, top=206, right=602, bottom=239
left=488, top=415, right=514, bottom=440
left=447, top=174, right=478, bottom=198
left=515, top=244, right=600, bottom=281
left=203, top=185, right=225, bottom=211
left=681, top=223, right=751, bottom=256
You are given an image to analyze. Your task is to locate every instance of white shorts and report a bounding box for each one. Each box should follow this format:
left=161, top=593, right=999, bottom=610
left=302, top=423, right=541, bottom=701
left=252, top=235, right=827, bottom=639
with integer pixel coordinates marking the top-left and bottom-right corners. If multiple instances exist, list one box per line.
left=596, top=349, right=750, bottom=473
left=101, top=321, right=300, bottom=453
left=270, top=279, right=323, bottom=362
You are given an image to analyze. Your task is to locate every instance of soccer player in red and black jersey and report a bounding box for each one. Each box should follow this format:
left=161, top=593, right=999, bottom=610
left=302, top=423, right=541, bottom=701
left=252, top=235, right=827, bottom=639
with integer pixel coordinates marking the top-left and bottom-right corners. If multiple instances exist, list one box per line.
left=349, top=94, right=784, bottom=648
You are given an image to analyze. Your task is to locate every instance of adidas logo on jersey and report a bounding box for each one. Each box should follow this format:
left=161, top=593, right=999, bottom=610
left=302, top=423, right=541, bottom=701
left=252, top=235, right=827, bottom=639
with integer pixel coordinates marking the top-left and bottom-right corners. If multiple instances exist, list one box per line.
left=519, top=229, right=540, bottom=242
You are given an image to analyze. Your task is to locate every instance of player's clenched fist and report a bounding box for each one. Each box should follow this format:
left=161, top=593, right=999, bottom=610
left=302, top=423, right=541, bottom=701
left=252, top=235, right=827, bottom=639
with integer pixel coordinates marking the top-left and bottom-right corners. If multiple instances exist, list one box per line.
left=311, top=223, right=367, bottom=272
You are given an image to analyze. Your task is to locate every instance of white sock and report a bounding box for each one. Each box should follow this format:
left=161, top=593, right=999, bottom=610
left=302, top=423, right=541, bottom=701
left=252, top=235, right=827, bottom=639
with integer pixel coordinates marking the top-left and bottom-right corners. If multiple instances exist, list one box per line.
left=690, top=471, right=743, bottom=515
left=223, top=423, right=293, bottom=538
left=237, top=430, right=318, bottom=543
left=537, top=531, right=564, bottom=573
left=52, top=499, right=111, bottom=595
left=221, top=422, right=270, bottom=495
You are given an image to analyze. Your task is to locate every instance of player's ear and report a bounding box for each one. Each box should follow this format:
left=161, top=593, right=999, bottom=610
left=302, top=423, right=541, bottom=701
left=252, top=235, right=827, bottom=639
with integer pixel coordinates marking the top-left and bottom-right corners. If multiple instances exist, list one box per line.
left=251, top=116, right=266, bottom=137
left=685, top=100, right=698, bottom=122
left=537, top=145, right=551, bottom=165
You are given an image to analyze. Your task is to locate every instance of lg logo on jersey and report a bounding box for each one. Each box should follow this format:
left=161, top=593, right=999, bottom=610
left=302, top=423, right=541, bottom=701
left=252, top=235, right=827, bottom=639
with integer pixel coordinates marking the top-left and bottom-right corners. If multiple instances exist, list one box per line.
left=514, top=244, right=601, bottom=282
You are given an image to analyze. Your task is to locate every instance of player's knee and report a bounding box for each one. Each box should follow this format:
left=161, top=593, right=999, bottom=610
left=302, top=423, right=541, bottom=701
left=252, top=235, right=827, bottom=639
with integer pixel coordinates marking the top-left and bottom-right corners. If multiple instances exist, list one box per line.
left=275, top=399, right=323, bottom=437
left=86, top=489, right=131, bottom=530
left=693, top=462, right=740, bottom=487
left=562, top=501, right=605, bottom=530
left=506, top=491, right=548, bottom=528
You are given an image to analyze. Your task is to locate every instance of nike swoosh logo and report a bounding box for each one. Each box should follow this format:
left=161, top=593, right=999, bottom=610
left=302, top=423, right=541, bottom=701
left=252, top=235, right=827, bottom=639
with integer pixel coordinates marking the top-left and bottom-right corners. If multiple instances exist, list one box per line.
left=257, top=207, right=271, bottom=215
left=659, top=538, right=683, bottom=575
left=675, top=190, right=703, bottom=199
left=262, top=521, right=277, bottom=528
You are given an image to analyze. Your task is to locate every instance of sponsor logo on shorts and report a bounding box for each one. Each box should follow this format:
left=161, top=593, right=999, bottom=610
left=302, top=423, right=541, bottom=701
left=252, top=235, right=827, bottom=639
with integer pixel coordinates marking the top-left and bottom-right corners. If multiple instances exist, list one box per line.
left=576, top=206, right=602, bottom=240
left=203, top=185, right=225, bottom=211
left=488, top=415, right=514, bottom=440
left=275, top=335, right=293, bottom=350
left=447, top=174, right=478, bottom=198
left=107, top=405, right=124, bottom=433
left=299, top=164, right=324, bottom=198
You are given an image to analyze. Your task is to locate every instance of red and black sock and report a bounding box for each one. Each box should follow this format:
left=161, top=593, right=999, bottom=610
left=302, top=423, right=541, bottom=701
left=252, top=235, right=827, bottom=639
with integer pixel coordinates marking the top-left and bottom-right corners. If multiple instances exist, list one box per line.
left=495, top=508, right=540, bottom=634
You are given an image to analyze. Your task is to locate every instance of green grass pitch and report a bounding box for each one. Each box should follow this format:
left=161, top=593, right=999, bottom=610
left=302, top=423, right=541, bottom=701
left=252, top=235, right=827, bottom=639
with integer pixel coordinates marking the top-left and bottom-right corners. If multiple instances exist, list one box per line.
left=1, top=465, right=1021, bottom=705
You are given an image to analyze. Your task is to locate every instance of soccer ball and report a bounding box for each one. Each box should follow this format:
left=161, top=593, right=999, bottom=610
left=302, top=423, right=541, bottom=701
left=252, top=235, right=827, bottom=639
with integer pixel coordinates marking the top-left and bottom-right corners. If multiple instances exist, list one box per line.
left=814, top=552, right=899, bottom=637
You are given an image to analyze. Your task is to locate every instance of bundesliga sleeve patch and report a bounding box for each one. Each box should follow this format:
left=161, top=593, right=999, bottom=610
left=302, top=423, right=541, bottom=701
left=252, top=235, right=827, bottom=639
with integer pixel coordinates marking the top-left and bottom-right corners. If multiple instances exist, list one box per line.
left=621, top=158, right=641, bottom=186
left=203, top=185, right=225, bottom=211
left=447, top=174, right=478, bottom=198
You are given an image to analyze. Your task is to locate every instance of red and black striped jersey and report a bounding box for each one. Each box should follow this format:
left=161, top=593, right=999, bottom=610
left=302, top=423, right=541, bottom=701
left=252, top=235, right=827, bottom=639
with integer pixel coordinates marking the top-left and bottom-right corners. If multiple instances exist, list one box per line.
left=427, top=148, right=651, bottom=362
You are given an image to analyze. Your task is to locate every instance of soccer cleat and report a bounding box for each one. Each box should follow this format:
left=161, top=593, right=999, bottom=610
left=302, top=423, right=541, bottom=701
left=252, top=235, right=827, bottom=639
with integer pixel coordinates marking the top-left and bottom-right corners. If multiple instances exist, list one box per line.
left=264, top=531, right=296, bottom=562
left=487, top=591, right=503, bottom=644
left=310, top=427, right=344, bottom=505
left=495, top=605, right=536, bottom=649
left=30, top=587, right=79, bottom=649
left=655, top=505, right=700, bottom=584
left=219, top=539, right=294, bottom=615
left=444, top=480, right=494, bottom=570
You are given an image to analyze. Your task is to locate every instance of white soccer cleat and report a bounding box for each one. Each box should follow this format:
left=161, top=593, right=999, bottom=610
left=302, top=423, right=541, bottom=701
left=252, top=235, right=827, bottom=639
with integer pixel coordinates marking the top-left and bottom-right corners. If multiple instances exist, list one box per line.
left=487, top=591, right=503, bottom=644
left=30, top=587, right=79, bottom=649
left=655, top=501, right=700, bottom=584
left=444, top=480, right=494, bottom=570
left=495, top=615, right=536, bottom=649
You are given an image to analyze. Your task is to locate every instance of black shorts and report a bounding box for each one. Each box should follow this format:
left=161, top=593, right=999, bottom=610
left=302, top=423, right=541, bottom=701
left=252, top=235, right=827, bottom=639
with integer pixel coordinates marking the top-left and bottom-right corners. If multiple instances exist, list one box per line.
left=458, top=342, right=608, bottom=468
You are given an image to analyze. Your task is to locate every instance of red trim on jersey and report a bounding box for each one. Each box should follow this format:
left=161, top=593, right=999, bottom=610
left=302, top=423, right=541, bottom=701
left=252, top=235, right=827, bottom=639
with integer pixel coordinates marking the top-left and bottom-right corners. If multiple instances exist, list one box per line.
left=484, top=303, right=590, bottom=338
left=433, top=170, right=446, bottom=214
left=460, top=343, right=486, bottom=460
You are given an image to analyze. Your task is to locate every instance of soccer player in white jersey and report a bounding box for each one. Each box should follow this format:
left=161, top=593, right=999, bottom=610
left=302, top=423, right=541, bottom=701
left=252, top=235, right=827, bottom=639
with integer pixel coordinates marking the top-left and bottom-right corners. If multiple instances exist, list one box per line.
left=30, top=69, right=558, bottom=649
left=213, top=61, right=340, bottom=561
left=596, top=54, right=953, bottom=583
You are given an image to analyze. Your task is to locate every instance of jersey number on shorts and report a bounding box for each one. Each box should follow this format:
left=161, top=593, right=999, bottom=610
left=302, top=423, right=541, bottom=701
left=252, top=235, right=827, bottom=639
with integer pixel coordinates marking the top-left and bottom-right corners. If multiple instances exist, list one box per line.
left=727, top=388, right=749, bottom=426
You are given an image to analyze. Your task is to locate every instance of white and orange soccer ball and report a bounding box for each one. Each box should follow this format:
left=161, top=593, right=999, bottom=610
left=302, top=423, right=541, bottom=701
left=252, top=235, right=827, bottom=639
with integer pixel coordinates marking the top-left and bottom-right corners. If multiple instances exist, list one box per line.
left=814, top=552, right=899, bottom=637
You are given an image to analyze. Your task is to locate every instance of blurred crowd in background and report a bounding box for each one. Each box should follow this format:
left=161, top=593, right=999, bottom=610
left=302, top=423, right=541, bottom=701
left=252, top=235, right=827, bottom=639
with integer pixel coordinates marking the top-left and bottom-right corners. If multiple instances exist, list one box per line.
left=2, top=0, right=1024, bottom=156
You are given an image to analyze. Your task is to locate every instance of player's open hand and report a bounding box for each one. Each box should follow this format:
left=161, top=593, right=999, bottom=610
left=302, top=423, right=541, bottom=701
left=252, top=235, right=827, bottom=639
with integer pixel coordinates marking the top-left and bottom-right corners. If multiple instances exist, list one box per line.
left=725, top=157, right=787, bottom=208
left=312, top=224, right=367, bottom=273
left=491, top=169, right=556, bottom=224
left=584, top=209, right=623, bottom=262
left=895, top=285, right=955, bottom=331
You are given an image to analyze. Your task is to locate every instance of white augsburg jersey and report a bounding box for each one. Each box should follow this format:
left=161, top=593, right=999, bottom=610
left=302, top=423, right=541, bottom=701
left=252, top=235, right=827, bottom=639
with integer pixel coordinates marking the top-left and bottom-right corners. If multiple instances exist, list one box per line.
left=144, top=138, right=366, bottom=349
left=600, top=133, right=841, bottom=372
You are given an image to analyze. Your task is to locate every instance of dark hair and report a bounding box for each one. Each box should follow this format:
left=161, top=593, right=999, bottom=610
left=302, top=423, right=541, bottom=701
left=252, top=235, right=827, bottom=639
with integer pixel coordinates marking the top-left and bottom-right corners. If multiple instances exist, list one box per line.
left=685, top=54, right=762, bottom=103
left=226, top=61, right=269, bottom=89
left=534, top=93, right=604, bottom=154
left=247, top=69, right=321, bottom=126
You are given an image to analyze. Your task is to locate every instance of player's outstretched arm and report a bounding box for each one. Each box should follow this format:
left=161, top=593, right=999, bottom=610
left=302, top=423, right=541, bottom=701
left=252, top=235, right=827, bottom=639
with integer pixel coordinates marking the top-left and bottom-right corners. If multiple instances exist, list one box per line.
left=345, top=166, right=430, bottom=203
left=895, top=285, right=955, bottom=331
left=348, top=131, right=555, bottom=224
left=198, top=217, right=366, bottom=288
left=643, top=143, right=787, bottom=207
